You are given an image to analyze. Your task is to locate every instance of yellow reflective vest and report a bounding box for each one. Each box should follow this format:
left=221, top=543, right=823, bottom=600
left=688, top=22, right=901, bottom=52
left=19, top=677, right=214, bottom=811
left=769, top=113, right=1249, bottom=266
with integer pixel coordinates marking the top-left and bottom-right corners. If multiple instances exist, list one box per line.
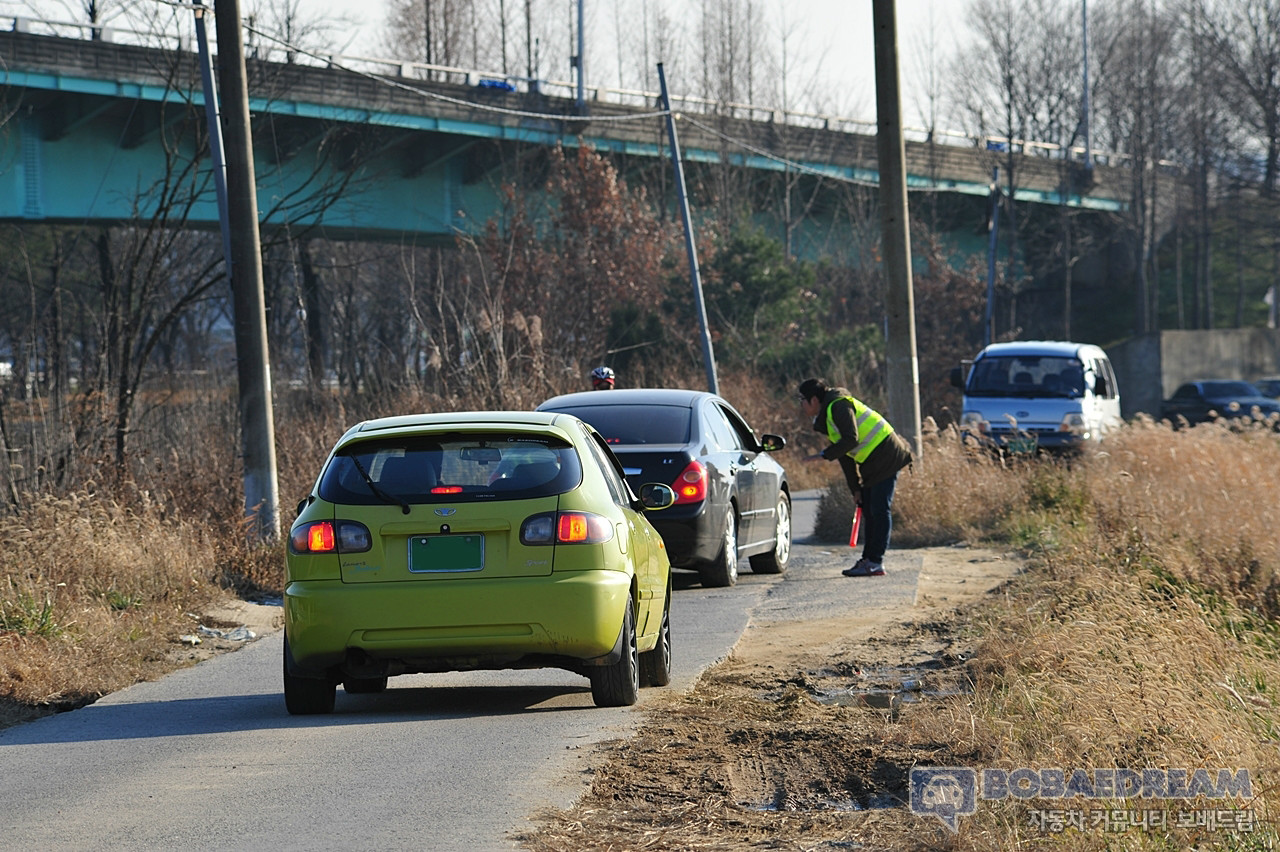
left=825, top=395, right=894, bottom=463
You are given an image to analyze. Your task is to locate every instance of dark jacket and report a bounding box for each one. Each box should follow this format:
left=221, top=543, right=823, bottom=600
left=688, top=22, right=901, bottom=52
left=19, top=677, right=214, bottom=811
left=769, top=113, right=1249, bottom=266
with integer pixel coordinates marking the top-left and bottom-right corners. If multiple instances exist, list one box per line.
left=812, top=387, right=913, bottom=489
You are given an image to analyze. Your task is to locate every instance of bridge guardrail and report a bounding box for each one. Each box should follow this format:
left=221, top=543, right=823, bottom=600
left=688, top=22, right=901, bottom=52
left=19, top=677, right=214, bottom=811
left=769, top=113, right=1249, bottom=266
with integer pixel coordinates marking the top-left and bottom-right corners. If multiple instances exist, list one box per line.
left=5, top=13, right=1133, bottom=168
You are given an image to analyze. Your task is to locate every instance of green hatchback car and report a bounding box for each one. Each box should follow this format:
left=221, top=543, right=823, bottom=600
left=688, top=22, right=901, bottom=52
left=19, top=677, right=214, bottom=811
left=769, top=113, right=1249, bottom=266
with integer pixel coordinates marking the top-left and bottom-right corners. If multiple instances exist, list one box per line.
left=284, top=411, right=676, bottom=714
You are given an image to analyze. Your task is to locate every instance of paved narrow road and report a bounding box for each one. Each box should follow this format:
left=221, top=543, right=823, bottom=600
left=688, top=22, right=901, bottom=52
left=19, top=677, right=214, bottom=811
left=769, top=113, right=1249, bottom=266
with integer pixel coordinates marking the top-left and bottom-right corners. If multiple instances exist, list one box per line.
left=0, top=492, right=931, bottom=850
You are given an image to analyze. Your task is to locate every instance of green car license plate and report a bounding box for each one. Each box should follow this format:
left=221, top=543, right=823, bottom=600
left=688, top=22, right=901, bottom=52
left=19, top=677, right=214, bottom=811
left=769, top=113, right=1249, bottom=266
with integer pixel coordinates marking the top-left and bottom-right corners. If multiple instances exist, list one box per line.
left=1005, top=435, right=1038, bottom=455
left=409, top=534, right=484, bottom=573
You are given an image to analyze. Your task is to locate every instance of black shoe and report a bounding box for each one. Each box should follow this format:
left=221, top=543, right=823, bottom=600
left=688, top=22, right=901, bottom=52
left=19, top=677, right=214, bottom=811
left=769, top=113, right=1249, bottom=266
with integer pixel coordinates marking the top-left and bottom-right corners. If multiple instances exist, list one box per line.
left=842, top=559, right=886, bottom=577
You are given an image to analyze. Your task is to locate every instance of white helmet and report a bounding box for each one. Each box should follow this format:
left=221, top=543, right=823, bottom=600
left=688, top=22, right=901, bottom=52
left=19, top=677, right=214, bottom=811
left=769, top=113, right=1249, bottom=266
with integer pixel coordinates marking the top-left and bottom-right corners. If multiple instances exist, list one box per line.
left=591, top=366, right=615, bottom=382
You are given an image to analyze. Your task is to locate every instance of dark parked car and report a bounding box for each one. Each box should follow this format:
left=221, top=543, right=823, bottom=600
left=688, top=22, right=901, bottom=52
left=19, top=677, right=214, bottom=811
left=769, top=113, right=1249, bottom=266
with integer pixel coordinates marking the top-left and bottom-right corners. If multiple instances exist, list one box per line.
left=1160, top=380, right=1280, bottom=425
left=537, top=389, right=791, bottom=588
left=1254, top=377, right=1280, bottom=399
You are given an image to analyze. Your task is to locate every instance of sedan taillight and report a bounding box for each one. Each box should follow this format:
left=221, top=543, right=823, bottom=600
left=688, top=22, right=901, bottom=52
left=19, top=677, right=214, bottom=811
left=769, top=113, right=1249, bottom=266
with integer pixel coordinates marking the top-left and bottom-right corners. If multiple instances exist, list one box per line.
left=290, top=520, right=372, bottom=554
left=672, top=460, right=707, bottom=505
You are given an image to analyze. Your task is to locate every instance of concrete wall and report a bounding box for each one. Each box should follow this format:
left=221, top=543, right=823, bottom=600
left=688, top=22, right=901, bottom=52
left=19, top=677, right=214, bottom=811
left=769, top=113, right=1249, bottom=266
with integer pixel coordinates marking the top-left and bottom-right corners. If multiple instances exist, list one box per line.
left=1108, top=334, right=1162, bottom=419
left=1108, top=329, right=1280, bottom=419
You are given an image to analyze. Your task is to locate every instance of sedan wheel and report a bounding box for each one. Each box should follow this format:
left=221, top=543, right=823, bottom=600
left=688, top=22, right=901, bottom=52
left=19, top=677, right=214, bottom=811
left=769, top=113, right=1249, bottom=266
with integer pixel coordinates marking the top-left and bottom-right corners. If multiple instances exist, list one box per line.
left=699, top=506, right=739, bottom=588
left=638, top=599, right=672, bottom=688
left=749, top=492, right=791, bottom=575
left=589, top=605, right=640, bottom=707
left=283, top=635, right=335, bottom=715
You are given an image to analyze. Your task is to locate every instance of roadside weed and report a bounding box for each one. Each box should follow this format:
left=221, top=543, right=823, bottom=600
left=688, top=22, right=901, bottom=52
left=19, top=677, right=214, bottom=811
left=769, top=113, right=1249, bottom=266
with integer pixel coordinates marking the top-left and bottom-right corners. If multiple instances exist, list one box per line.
left=0, top=584, right=61, bottom=637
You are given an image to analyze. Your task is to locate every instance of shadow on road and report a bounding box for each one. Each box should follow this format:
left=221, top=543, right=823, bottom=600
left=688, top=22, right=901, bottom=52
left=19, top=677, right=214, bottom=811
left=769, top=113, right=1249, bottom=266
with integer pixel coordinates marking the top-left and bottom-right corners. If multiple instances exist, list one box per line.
left=0, top=680, right=608, bottom=745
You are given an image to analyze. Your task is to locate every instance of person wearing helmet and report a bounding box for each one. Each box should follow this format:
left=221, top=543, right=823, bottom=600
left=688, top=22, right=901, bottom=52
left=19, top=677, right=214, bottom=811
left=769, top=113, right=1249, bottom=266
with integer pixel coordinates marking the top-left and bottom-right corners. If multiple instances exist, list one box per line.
left=591, top=366, right=616, bottom=390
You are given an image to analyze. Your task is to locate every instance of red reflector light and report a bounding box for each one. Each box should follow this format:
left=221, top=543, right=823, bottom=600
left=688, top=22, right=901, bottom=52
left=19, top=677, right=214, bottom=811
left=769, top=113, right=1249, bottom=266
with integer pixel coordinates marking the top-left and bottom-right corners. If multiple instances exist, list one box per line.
left=431, top=485, right=463, bottom=494
left=558, top=513, right=590, bottom=542
left=308, top=522, right=335, bottom=553
left=672, top=460, right=707, bottom=505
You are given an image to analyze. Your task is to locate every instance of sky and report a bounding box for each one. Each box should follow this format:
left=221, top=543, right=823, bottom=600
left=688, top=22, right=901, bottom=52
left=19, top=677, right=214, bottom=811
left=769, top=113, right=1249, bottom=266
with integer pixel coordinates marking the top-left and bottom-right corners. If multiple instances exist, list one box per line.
left=0, top=0, right=973, bottom=127
left=292, top=0, right=973, bottom=127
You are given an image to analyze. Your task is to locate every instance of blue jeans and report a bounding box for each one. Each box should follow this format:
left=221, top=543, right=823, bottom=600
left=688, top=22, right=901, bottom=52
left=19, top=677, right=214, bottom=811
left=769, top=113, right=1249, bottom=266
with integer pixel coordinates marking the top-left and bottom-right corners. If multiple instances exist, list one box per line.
left=840, top=457, right=898, bottom=565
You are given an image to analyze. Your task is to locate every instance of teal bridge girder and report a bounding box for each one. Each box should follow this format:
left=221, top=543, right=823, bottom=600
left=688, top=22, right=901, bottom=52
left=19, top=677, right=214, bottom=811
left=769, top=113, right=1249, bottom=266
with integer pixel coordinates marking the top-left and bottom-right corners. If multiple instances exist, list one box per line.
left=0, top=27, right=1127, bottom=245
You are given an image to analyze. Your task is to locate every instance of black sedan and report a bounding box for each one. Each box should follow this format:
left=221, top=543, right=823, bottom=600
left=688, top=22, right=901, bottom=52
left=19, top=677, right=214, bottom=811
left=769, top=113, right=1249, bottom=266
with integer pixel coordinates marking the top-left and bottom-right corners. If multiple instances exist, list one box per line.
left=537, top=389, right=791, bottom=588
left=1160, top=380, right=1280, bottom=425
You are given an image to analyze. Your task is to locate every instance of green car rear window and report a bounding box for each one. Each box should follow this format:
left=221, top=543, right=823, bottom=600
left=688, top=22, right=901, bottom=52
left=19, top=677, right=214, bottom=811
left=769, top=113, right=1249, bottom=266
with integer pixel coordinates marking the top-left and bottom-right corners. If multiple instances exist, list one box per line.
left=318, top=433, right=582, bottom=504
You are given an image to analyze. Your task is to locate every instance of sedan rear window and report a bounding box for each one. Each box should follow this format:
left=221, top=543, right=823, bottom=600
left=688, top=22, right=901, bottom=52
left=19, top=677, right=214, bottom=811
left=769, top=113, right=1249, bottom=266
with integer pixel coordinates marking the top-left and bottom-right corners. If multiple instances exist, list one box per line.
left=319, top=433, right=581, bottom=504
left=546, top=405, right=691, bottom=445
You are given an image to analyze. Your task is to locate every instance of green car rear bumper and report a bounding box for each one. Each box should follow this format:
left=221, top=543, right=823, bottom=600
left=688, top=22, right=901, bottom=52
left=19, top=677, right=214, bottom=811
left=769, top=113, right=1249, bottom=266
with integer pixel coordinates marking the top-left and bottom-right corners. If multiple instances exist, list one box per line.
left=285, top=570, right=635, bottom=675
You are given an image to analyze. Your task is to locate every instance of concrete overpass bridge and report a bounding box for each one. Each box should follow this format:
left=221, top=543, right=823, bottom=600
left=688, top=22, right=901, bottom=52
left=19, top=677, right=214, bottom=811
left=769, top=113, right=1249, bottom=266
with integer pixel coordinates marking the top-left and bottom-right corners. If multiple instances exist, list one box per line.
left=0, top=18, right=1128, bottom=250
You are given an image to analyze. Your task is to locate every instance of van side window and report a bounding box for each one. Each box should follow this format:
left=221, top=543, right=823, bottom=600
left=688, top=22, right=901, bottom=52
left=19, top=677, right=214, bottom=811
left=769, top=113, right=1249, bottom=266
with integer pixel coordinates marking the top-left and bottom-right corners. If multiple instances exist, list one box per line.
left=1090, top=359, right=1117, bottom=399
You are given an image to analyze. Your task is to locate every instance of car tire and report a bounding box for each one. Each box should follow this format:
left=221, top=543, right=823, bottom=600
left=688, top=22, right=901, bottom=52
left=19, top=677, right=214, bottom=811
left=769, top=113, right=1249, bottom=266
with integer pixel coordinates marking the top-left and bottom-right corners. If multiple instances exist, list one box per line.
left=283, top=635, right=335, bottom=715
left=749, top=492, right=792, bottom=575
left=589, top=604, right=640, bottom=707
left=343, top=677, right=388, bottom=694
left=638, top=597, right=672, bottom=688
left=699, top=505, right=739, bottom=588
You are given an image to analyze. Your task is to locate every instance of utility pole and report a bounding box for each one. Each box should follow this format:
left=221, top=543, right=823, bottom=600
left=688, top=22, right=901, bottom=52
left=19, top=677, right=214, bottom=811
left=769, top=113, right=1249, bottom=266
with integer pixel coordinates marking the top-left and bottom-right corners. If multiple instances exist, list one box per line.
left=985, top=166, right=1001, bottom=347
left=424, top=0, right=433, bottom=68
left=658, top=63, right=718, bottom=396
left=499, top=0, right=508, bottom=75
left=572, top=0, right=586, bottom=111
left=871, top=0, right=921, bottom=456
left=192, top=1, right=230, bottom=273
left=1081, top=0, right=1093, bottom=174
left=214, top=0, right=280, bottom=542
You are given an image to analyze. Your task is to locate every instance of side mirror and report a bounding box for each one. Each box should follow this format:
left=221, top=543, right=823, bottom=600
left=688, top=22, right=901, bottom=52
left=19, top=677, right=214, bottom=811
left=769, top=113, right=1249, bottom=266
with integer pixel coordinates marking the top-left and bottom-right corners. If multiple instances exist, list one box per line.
left=949, top=366, right=964, bottom=389
left=638, top=483, right=676, bottom=510
left=760, top=433, right=787, bottom=452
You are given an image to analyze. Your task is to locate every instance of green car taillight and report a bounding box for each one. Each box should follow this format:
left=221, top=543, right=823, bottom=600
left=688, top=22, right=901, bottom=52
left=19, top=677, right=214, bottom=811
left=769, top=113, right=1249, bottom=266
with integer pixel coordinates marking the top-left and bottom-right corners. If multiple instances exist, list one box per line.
left=521, top=511, right=614, bottom=545
left=289, top=520, right=372, bottom=554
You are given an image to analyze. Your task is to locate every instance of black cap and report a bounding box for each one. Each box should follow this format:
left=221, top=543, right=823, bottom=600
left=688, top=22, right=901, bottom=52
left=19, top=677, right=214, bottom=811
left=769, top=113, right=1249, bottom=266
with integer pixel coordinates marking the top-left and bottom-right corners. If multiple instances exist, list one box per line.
left=797, top=378, right=827, bottom=401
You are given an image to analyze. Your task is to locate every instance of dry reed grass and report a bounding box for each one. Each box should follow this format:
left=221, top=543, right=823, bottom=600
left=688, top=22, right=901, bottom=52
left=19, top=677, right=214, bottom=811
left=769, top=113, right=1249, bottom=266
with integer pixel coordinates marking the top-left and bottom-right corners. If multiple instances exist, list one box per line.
left=899, top=420, right=1280, bottom=849
left=0, top=492, right=223, bottom=727
left=813, top=426, right=1041, bottom=547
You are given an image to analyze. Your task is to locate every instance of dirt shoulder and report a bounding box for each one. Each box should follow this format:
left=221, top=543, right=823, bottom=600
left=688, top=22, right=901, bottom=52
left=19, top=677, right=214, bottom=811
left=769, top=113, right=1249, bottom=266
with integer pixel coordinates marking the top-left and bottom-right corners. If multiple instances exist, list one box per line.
left=519, top=545, right=1023, bottom=851
left=164, top=598, right=284, bottom=668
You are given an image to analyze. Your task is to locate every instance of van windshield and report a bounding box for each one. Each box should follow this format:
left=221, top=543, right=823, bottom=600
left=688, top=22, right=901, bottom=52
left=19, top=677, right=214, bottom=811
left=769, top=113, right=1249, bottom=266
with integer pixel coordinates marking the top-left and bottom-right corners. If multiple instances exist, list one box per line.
left=966, top=356, right=1085, bottom=398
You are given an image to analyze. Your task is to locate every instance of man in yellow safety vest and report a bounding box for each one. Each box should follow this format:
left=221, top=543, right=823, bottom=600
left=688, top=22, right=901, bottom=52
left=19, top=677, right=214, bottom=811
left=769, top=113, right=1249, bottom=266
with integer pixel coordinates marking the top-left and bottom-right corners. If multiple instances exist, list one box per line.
left=797, top=377, right=913, bottom=577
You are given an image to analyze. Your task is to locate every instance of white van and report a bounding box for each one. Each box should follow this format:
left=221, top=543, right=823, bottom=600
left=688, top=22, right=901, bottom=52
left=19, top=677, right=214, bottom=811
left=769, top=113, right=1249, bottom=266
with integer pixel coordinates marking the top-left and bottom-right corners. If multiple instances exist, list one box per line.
left=949, top=341, right=1122, bottom=452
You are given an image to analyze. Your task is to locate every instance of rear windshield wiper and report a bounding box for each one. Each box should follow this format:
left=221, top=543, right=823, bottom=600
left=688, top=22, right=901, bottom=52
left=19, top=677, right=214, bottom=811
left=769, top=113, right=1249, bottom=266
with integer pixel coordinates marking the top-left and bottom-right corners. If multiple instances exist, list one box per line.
left=347, top=453, right=411, bottom=514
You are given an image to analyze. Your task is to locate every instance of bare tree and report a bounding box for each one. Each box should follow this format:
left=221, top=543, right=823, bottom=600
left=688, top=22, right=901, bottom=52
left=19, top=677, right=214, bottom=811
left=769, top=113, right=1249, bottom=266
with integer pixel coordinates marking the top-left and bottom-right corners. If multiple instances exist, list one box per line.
left=951, top=0, right=1040, bottom=336
left=245, top=0, right=362, bottom=60
left=1091, top=0, right=1178, bottom=335
left=1199, top=0, right=1280, bottom=331
left=382, top=0, right=509, bottom=73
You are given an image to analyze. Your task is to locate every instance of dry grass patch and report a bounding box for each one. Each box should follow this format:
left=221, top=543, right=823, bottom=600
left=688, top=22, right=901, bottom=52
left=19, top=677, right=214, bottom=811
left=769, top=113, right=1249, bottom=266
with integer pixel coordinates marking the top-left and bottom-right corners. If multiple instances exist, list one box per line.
left=0, top=492, right=227, bottom=728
